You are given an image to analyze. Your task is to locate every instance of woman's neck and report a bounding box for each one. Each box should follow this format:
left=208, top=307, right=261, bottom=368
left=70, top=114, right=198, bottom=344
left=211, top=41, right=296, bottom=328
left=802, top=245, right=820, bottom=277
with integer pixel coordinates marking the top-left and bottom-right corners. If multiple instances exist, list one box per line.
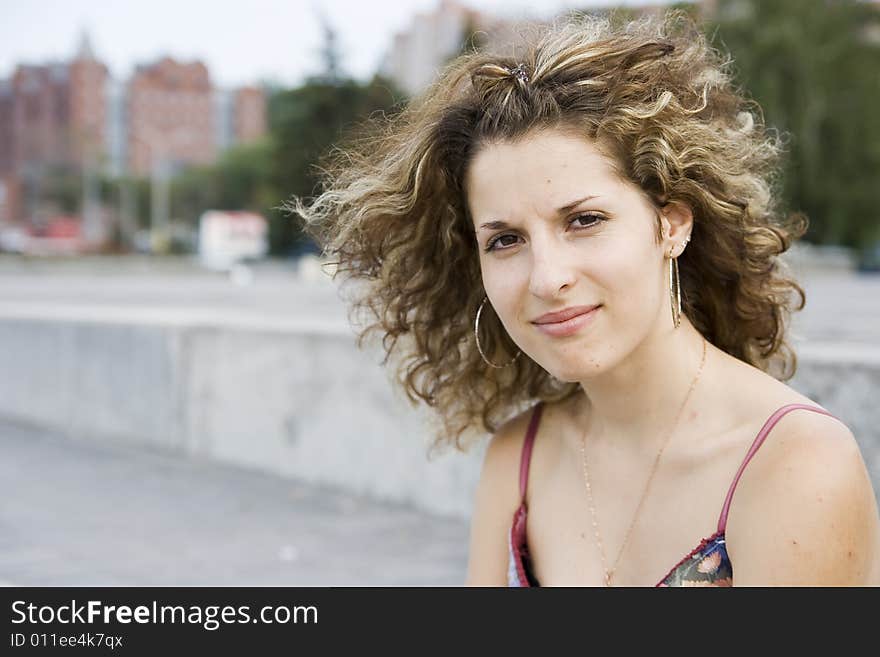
left=575, top=319, right=710, bottom=457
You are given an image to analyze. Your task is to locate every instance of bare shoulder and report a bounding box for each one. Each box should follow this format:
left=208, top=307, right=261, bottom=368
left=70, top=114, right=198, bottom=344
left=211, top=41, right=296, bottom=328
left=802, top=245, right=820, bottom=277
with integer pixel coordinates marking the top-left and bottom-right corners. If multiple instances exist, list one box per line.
left=477, top=403, right=542, bottom=502
left=725, top=395, right=880, bottom=585
left=464, top=402, right=542, bottom=586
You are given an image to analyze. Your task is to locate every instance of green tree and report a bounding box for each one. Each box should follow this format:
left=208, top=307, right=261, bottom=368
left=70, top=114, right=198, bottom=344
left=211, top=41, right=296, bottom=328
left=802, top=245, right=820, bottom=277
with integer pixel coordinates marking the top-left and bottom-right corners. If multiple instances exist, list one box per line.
left=41, top=165, right=81, bottom=214
left=262, top=10, right=407, bottom=256
left=168, top=138, right=277, bottom=247
left=711, top=0, right=880, bottom=249
left=269, top=74, right=406, bottom=256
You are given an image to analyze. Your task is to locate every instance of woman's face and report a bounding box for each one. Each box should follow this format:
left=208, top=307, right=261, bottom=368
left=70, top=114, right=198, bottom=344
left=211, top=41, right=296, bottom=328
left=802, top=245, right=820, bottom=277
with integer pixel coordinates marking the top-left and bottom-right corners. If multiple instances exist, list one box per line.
left=466, top=127, right=672, bottom=382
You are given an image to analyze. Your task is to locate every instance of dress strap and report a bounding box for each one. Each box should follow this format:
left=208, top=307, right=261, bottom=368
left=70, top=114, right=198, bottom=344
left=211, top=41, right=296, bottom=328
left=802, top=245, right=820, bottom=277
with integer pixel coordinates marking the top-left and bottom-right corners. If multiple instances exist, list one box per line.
left=717, top=403, right=836, bottom=533
left=518, top=401, right=545, bottom=505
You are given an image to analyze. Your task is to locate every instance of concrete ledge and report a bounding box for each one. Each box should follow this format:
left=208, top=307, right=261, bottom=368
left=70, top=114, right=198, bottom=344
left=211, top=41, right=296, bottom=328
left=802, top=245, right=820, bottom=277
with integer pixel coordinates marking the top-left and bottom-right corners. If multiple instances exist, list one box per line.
left=0, top=309, right=484, bottom=520
left=1, top=309, right=877, bottom=520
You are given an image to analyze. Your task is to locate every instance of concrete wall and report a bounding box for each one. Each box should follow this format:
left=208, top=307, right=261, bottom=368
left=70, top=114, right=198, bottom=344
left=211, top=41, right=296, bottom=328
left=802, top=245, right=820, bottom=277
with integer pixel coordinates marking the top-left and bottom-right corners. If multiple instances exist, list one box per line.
left=1, top=311, right=877, bottom=520
left=0, top=311, right=484, bottom=519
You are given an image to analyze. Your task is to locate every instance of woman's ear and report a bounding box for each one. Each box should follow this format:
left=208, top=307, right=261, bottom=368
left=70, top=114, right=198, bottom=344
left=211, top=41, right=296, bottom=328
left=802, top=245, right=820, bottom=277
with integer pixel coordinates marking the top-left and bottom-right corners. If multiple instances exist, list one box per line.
left=660, top=201, right=694, bottom=256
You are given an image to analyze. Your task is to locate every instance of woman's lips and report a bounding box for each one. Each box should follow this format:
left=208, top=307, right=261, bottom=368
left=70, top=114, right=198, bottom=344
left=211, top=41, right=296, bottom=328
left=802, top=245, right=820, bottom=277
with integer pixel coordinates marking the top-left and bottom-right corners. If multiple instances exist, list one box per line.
left=532, top=305, right=601, bottom=337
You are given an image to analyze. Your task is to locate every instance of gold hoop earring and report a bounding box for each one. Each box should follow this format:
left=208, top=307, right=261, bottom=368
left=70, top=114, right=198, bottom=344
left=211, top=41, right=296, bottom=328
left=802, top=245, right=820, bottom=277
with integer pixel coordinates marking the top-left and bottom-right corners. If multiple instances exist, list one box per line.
left=475, top=296, right=521, bottom=368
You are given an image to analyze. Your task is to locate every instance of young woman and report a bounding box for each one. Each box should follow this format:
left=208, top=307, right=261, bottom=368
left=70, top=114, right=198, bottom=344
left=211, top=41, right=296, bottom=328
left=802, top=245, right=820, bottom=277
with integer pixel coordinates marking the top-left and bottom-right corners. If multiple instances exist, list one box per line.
left=291, top=11, right=880, bottom=586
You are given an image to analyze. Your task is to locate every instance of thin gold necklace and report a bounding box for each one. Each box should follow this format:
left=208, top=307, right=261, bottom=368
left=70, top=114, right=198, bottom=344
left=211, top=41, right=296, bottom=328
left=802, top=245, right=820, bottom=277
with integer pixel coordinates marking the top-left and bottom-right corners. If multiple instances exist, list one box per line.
left=578, top=335, right=707, bottom=586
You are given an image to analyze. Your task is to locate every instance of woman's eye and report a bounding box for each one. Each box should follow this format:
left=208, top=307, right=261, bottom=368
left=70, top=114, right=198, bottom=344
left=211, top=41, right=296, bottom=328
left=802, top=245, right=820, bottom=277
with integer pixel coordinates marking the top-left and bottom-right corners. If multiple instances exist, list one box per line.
left=573, top=212, right=603, bottom=228
left=485, top=234, right=519, bottom=251
left=483, top=212, right=604, bottom=252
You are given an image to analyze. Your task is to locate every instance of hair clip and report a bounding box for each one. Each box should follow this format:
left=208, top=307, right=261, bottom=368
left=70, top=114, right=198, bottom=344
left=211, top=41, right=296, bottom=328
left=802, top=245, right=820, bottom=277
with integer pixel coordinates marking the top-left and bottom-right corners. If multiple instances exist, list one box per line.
left=508, top=64, right=530, bottom=84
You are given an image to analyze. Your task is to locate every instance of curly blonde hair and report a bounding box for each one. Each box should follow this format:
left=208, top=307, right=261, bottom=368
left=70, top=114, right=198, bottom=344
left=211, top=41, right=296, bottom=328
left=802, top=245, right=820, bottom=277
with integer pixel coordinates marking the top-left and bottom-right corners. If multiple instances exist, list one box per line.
left=288, top=10, right=808, bottom=454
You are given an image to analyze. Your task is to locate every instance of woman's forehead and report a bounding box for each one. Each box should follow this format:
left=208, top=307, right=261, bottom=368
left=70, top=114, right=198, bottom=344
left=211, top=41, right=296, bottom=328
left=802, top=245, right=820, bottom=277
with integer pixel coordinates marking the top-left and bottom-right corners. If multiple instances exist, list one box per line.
left=466, top=130, right=623, bottom=220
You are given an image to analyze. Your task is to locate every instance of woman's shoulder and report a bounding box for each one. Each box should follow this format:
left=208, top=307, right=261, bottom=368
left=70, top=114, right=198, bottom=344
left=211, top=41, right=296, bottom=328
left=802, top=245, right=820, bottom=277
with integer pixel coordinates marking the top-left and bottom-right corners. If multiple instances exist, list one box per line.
left=466, top=404, right=546, bottom=585
left=475, top=403, right=546, bottom=505
left=719, top=363, right=880, bottom=584
left=731, top=377, right=863, bottom=509
left=477, top=397, right=577, bottom=507
left=717, top=361, right=864, bottom=512
left=487, top=402, right=544, bottom=454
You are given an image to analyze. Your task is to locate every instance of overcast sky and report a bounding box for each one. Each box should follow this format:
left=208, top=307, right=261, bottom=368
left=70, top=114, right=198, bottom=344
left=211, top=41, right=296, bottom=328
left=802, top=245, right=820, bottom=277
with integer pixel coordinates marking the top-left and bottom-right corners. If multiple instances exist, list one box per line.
left=0, top=0, right=656, bottom=89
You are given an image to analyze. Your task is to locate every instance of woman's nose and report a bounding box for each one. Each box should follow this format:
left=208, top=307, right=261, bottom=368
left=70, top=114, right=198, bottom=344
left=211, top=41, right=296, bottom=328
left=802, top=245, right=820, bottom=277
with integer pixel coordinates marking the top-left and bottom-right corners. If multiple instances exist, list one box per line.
left=527, top=237, right=577, bottom=298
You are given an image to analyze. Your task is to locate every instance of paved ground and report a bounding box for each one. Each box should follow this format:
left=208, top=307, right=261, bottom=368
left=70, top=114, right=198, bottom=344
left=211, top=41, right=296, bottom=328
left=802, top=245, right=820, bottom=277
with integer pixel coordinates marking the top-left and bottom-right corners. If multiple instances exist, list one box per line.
left=0, top=418, right=469, bottom=587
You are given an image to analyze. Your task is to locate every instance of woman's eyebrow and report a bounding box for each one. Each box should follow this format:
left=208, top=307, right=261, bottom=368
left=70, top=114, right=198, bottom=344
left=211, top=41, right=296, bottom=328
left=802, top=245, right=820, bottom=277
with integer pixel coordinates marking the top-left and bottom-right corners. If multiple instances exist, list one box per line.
left=475, top=194, right=600, bottom=233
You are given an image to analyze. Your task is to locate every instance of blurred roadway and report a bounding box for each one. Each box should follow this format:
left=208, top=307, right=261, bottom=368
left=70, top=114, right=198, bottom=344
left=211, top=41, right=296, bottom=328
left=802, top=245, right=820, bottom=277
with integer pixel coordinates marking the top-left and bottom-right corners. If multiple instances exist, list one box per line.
left=0, top=254, right=877, bottom=346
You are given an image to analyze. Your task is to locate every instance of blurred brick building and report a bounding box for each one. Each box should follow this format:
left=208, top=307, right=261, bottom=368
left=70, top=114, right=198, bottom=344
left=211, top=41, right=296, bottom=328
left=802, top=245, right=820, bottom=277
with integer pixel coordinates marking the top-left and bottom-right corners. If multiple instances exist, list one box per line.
left=0, top=35, right=107, bottom=225
left=126, top=57, right=217, bottom=177
left=0, top=34, right=267, bottom=227
left=233, top=86, right=267, bottom=145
